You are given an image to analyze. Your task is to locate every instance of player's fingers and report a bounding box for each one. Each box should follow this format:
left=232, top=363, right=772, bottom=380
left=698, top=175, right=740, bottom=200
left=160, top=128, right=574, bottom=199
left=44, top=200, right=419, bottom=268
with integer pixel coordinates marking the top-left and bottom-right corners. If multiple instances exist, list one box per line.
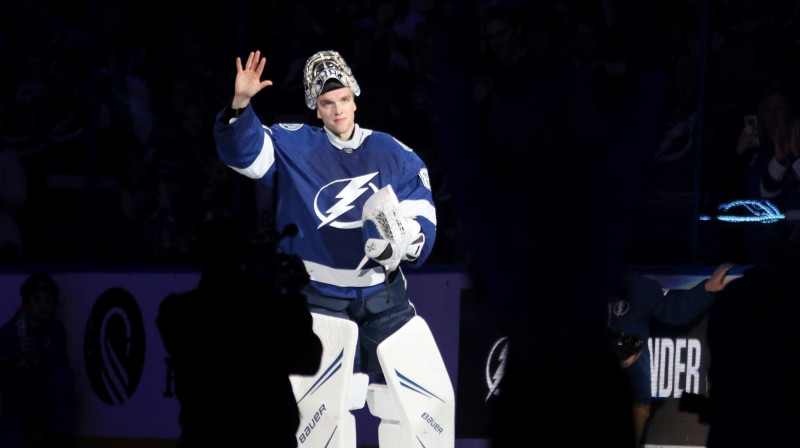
left=711, top=262, right=734, bottom=285
left=245, top=51, right=255, bottom=70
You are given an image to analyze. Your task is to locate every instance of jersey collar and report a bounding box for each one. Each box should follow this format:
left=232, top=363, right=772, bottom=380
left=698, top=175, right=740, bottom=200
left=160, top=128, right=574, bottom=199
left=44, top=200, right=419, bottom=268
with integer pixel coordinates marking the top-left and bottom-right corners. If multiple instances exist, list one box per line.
left=323, top=124, right=372, bottom=151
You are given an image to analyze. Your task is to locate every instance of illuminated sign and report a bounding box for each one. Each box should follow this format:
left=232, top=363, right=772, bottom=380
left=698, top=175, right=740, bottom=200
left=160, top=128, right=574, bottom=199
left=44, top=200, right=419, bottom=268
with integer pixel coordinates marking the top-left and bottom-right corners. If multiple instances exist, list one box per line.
left=700, top=199, right=785, bottom=223
left=649, top=337, right=703, bottom=398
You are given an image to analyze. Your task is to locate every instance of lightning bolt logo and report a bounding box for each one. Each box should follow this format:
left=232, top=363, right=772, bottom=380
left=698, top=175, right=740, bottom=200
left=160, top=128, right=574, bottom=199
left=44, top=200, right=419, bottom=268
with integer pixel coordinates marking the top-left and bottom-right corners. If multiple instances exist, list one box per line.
left=485, top=336, right=509, bottom=402
left=314, top=172, right=379, bottom=229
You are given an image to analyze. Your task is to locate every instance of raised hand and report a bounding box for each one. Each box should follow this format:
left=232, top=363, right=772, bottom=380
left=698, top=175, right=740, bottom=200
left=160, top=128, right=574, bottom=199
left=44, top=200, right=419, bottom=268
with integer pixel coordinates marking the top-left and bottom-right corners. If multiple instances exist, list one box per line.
left=232, top=50, right=274, bottom=109
left=735, top=123, right=760, bottom=156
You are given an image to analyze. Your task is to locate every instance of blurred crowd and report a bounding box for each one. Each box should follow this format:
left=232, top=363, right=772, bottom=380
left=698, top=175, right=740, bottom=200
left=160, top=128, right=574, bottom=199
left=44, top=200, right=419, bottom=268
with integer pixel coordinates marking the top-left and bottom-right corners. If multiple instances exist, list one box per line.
left=2, top=0, right=800, bottom=267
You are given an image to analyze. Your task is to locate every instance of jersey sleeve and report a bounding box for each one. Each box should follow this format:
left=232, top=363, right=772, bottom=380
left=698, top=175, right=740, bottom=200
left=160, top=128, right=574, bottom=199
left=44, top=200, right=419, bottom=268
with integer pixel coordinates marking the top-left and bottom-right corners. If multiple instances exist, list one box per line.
left=213, top=104, right=277, bottom=181
left=392, top=138, right=437, bottom=268
left=651, top=279, right=714, bottom=325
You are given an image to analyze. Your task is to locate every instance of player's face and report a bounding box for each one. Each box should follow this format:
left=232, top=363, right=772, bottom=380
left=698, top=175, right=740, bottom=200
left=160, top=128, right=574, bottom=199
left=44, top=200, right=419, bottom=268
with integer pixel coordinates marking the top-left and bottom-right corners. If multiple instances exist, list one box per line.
left=316, top=87, right=357, bottom=140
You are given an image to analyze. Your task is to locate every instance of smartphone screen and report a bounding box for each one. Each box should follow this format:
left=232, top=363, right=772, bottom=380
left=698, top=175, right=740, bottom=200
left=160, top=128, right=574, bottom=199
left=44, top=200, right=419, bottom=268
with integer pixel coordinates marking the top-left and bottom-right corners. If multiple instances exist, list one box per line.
left=744, top=114, right=759, bottom=145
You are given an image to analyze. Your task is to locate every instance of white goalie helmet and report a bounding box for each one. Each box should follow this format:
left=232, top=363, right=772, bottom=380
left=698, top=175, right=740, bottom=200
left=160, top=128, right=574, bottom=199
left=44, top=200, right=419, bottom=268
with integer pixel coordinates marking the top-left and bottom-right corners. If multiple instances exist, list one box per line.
left=303, top=50, right=361, bottom=110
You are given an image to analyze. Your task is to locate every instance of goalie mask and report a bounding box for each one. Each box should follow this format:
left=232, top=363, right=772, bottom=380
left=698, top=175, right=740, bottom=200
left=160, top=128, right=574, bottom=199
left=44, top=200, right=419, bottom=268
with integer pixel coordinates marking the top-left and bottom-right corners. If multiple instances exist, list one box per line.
left=303, top=50, right=361, bottom=110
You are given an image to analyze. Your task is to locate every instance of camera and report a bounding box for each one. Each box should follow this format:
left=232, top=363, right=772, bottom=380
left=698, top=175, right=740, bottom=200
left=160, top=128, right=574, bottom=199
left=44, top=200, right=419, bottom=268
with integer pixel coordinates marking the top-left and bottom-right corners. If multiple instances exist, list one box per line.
left=607, top=326, right=643, bottom=361
left=247, top=223, right=309, bottom=298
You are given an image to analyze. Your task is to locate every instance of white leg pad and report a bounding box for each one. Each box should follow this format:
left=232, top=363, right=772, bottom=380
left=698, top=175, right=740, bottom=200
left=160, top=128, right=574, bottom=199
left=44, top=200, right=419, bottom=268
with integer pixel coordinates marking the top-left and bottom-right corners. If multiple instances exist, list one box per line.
left=372, top=316, right=455, bottom=448
left=290, top=313, right=367, bottom=447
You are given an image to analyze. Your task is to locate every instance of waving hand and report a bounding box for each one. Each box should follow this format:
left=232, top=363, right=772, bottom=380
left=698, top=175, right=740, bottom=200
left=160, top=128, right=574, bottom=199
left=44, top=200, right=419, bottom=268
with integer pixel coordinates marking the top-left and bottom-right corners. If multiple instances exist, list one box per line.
left=232, top=50, right=274, bottom=109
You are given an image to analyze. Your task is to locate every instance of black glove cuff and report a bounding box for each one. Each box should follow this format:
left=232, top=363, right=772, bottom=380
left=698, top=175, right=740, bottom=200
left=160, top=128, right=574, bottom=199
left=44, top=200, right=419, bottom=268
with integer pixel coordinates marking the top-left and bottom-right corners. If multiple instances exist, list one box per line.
left=221, top=100, right=246, bottom=123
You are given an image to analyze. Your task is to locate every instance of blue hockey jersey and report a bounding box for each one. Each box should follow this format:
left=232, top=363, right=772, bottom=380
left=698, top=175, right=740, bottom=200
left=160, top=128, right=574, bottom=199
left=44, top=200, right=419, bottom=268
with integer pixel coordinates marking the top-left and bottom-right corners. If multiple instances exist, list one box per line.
left=214, top=104, right=437, bottom=299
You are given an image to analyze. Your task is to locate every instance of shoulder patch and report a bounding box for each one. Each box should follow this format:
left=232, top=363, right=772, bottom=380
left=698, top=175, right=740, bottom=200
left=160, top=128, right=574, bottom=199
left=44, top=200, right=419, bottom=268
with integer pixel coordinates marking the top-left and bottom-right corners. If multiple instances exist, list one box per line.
left=278, top=123, right=304, bottom=131
left=419, top=168, right=431, bottom=191
left=393, top=137, right=414, bottom=152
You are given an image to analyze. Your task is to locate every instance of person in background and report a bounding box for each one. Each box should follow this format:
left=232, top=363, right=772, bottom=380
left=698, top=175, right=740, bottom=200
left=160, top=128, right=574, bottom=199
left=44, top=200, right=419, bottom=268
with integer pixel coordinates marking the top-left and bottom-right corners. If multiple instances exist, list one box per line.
left=157, top=212, right=321, bottom=447
left=609, top=263, right=732, bottom=445
left=0, top=273, right=74, bottom=448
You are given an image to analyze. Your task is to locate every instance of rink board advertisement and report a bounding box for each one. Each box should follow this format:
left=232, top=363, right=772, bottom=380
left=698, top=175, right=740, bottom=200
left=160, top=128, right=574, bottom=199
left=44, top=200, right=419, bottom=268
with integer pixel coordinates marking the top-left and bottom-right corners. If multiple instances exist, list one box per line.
left=0, top=268, right=465, bottom=446
left=453, top=269, right=743, bottom=448
left=0, top=267, right=733, bottom=446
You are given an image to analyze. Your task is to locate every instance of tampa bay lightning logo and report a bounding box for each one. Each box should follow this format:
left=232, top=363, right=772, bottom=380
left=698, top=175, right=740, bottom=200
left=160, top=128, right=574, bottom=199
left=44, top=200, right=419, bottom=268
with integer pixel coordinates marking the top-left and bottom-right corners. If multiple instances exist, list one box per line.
left=611, top=300, right=630, bottom=317
left=314, top=172, right=379, bottom=229
left=485, top=336, right=508, bottom=402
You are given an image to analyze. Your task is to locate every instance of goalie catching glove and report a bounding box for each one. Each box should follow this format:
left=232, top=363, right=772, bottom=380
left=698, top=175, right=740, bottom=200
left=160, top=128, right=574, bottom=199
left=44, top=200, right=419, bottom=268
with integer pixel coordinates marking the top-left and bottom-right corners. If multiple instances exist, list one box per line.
left=360, top=185, right=425, bottom=272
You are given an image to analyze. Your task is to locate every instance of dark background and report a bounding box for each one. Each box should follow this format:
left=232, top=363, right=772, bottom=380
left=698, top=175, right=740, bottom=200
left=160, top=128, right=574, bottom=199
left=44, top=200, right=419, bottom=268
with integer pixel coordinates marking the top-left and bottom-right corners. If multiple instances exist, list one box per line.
left=3, top=2, right=799, bottom=446
left=2, top=0, right=799, bottom=269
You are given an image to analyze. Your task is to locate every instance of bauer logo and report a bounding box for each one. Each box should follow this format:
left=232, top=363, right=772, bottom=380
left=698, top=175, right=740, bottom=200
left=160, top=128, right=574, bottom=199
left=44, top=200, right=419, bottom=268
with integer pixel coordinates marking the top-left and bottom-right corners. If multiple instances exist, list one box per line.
left=298, top=404, right=327, bottom=444
left=84, top=287, right=145, bottom=405
left=421, top=412, right=445, bottom=434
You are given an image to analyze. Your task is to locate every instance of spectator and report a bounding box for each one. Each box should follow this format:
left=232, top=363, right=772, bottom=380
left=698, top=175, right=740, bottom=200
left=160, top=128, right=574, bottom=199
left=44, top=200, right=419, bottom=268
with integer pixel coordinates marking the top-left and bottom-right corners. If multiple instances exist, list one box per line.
left=757, top=82, right=800, bottom=262
left=709, top=81, right=800, bottom=263
left=0, top=273, right=75, bottom=448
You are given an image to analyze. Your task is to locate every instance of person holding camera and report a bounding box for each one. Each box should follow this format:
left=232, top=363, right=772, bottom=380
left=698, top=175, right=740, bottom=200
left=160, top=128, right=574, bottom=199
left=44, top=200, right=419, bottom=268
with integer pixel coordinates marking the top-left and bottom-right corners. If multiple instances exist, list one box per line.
left=608, top=264, right=732, bottom=445
left=156, top=212, right=322, bottom=447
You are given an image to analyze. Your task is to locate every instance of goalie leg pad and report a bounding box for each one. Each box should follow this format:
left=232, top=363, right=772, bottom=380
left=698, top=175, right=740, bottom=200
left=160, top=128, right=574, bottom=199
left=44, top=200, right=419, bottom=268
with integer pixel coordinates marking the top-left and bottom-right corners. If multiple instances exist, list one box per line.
left=359, top=272, right=415, bottom=381
left=289, top=313, right=367, bottom=448
left=371, top=316, right=455, bottom=448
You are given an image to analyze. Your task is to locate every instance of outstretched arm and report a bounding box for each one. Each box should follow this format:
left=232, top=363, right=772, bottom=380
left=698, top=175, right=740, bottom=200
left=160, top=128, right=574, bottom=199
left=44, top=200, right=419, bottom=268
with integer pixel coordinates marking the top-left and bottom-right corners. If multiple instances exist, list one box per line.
left=653, top=263, right=733, bottom=325
left=214, top=50, right=280, bottom=180
left=232, top=50, right=274, bottom=109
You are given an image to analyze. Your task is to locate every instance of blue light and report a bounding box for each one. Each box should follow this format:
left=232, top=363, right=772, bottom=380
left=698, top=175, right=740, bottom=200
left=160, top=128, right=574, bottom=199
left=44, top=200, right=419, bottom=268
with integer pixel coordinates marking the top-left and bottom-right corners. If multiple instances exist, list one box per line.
left=700, top=199, right=785, bottom=224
